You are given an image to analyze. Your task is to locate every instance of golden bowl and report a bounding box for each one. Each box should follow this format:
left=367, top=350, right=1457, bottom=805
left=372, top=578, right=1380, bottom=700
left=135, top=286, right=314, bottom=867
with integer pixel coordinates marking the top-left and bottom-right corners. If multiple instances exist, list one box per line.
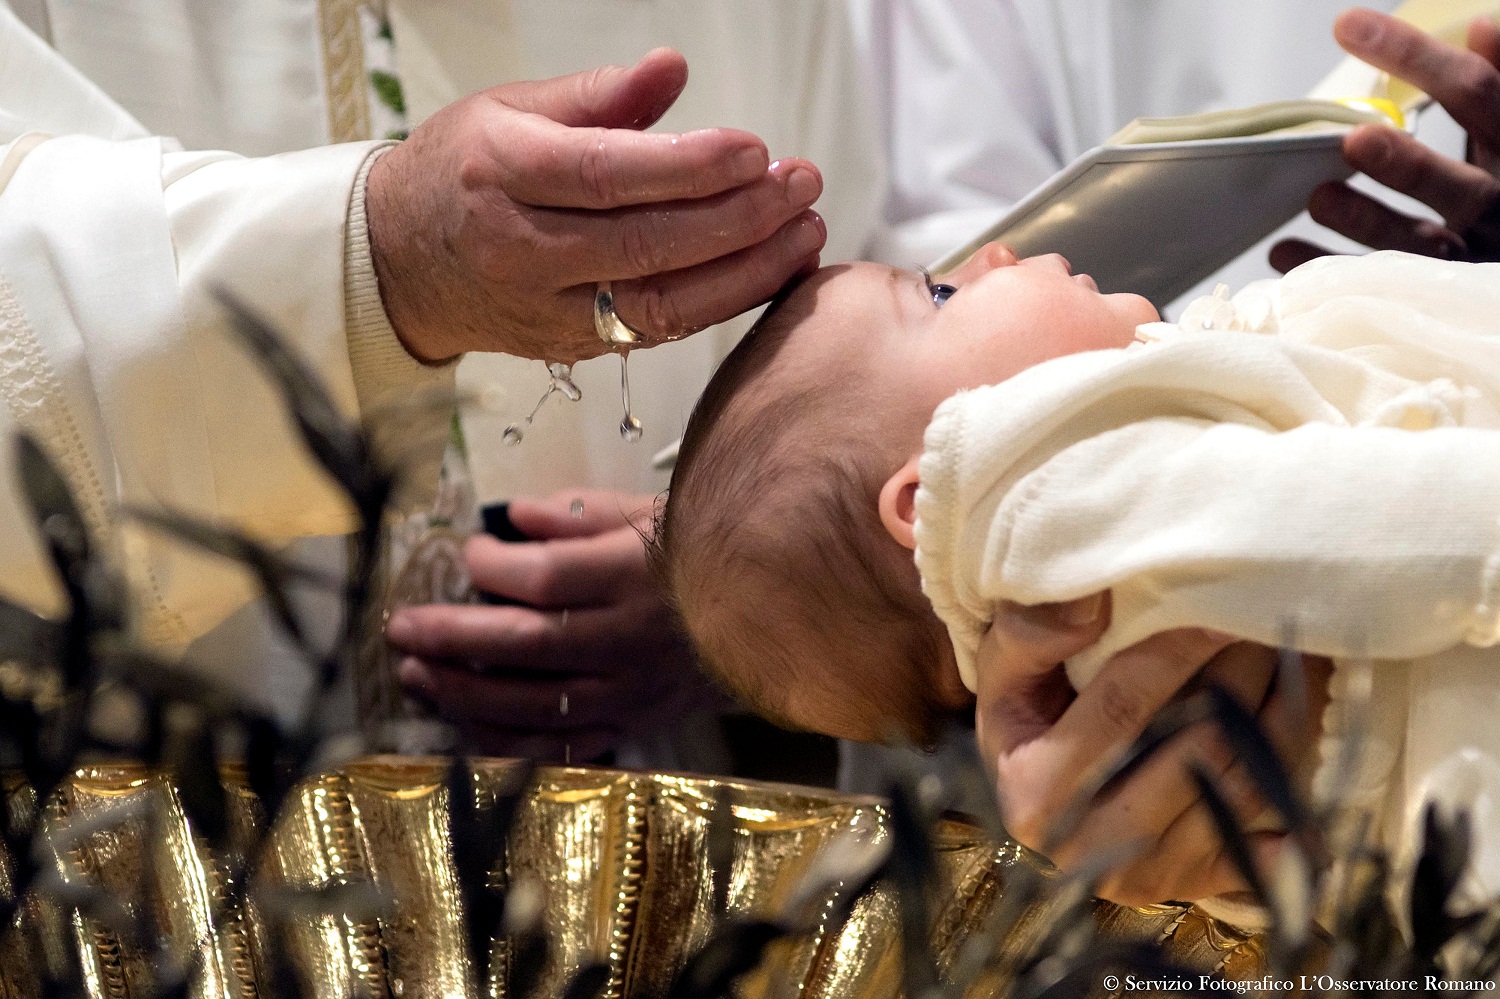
left=0, top=759, right=1264, bottom=999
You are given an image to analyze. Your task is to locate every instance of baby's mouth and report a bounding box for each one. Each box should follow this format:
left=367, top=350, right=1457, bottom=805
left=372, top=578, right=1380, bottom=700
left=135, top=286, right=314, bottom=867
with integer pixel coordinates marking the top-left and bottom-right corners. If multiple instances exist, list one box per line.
left=1074, top=273, right=1099, bottom=291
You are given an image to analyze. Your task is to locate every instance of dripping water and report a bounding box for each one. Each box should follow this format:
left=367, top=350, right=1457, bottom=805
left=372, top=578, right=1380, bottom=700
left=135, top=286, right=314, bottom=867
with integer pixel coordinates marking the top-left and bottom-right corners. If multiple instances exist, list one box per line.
left=618, top=352, right=643, bottom=442
left=503, top=362, right=583, bottom=445
left=570, top=499, right=585, bottom=518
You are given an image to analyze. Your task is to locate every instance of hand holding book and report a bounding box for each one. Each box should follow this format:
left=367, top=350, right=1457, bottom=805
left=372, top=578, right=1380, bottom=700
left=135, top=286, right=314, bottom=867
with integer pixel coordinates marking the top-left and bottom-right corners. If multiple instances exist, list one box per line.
left=1272, top=6, right=1500, bottom=269
left=932, top=0, right=1500, bottom=306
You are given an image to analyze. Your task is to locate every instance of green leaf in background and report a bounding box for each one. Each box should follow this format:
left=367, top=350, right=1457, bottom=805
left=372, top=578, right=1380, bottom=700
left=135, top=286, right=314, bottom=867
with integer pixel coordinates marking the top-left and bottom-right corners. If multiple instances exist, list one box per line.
left=370, top=68, right=406, bottom=116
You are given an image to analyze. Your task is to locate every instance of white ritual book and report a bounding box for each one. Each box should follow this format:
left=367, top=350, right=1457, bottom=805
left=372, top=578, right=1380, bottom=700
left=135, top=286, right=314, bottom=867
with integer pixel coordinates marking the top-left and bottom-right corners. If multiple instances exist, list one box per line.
left=929, top=0, right=1498, bottom=307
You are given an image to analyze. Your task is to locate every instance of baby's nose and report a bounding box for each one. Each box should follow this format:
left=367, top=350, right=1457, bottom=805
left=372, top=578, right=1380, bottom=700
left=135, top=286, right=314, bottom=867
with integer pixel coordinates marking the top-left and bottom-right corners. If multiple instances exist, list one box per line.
left=960, top=241, right=1020, bottom=275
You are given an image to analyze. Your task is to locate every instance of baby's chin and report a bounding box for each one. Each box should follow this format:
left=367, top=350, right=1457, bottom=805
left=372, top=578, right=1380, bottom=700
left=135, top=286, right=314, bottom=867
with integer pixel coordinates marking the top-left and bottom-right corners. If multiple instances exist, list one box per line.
left=1108, top=291, right=1161, bottom=329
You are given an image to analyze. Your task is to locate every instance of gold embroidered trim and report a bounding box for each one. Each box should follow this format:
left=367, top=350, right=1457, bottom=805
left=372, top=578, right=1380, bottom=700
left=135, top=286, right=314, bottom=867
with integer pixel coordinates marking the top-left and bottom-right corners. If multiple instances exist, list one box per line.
left=317, top=0, right=374, bottom=143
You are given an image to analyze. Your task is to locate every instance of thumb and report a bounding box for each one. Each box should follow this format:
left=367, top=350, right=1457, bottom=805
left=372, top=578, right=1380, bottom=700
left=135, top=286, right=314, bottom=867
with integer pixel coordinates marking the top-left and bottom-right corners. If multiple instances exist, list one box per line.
left=494, top=47, right=689, bottom=129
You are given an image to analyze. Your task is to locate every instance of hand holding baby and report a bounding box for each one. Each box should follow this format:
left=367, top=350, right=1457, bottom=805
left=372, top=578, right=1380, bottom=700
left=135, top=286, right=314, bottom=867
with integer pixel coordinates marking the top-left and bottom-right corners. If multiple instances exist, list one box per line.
left=973, top=596, right=1332, bottom=907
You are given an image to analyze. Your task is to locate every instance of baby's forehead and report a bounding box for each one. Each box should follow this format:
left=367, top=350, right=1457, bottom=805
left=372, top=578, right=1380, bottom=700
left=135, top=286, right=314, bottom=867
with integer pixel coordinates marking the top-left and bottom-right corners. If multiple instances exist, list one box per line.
left=777, top=262, right=905, bottom=341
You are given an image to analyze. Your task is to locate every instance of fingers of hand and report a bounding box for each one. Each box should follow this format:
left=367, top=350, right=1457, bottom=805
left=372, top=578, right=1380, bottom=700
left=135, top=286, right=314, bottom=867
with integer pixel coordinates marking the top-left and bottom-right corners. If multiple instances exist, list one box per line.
left=531, top=158, right=822, bottom=287
left=560, top=209, right=826, bottom=344
left=1268, top=238, right=1331, bottom=273
left=1309, top=180, right=1466, bottom=258
left=985, top=594, right=1111, bottom=686
left=1335, top=9, right=1500, bottom=151
left=1051, top=628, right=1237, bottom=765
left=974, top=596, right=1109, bottom=759
left=507, top=490, right=659, bottom=539
left=494, top=117, right=771, bottom=210
left=1198, top=641, right=1279, bottom=711
left=495, top=48, right=689, bottom=130
left=1471, top=16, right=1500, bottom=75
left=388, top=600, right=643, bottom=669
left=397, top=657, right=628, bottom=730
left=1099, top=813, right=1285, bottom=907
left=463, top=527, right=647, bottom=607
left=1340, top=127, right=1500, bottom=235
left=1253, top=654, right=1335, bottom=786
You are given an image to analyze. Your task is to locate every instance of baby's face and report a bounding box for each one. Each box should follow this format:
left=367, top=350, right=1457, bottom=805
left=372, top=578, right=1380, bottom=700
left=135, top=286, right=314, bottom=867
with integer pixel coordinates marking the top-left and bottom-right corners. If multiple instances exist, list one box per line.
left=775, top=243, right=1160, bottom=442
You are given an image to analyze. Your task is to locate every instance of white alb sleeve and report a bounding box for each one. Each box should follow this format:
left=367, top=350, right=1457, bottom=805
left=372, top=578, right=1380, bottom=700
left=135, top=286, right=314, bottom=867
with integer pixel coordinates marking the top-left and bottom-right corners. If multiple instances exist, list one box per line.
left=0, top=134, right=428, bottom=645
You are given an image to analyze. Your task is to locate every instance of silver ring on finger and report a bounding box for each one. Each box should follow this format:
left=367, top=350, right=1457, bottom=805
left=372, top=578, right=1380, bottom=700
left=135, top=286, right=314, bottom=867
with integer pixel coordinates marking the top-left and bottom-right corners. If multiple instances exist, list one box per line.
left=594, top=282, right=643, bottom=346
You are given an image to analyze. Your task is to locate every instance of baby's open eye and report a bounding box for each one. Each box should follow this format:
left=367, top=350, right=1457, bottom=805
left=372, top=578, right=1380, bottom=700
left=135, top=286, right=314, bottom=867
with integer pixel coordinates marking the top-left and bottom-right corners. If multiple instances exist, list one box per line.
left=921, top=268, right=958, bottom=309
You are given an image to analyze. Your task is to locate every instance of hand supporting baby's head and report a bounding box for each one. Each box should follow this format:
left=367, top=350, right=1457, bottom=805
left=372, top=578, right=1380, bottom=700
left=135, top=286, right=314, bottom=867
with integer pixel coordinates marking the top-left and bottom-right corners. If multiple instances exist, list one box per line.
left=652, top=246, right=1157, bottom=744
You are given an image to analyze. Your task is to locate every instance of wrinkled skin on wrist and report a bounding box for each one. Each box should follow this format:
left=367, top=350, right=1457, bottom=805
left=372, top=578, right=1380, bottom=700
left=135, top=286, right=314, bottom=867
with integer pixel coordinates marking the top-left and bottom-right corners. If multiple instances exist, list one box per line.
left=366, top=48, right=827, bottom=365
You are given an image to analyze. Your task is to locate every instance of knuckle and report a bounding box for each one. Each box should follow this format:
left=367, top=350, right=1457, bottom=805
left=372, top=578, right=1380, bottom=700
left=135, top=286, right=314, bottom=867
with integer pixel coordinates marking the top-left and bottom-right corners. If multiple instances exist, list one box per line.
left=577, top=129, right=617, bottom=206
left=631, top=282, right=688, bottom=339
left=619, top=216, right=669, bottom=276
left=1093, top=677, right=1149, bottom=736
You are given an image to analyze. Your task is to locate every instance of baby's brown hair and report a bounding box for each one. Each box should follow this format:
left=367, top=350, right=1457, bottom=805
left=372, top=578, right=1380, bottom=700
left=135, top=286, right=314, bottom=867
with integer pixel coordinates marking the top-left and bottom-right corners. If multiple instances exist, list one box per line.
left=650, top=275, right=954, bottom=744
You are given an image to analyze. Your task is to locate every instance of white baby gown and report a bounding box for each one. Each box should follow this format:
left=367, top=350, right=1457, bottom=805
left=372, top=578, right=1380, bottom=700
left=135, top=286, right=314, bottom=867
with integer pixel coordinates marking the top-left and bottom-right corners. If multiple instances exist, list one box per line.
left=913, top=250, right=1500, bottom=905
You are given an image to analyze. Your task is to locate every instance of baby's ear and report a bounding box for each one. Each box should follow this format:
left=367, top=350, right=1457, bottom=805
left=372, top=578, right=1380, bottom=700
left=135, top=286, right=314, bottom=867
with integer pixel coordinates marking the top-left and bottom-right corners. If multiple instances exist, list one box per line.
left=878, top=457, right=922, bottom=550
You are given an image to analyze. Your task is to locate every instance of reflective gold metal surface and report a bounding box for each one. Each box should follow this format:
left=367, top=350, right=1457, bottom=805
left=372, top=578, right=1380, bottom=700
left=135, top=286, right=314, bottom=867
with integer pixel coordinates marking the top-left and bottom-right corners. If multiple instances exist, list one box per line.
left=0, top=761, right=1266, bottom=998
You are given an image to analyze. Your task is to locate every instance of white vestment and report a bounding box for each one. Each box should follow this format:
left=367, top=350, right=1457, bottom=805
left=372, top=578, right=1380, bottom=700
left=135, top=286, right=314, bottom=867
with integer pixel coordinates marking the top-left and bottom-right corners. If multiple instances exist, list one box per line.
left=0, top=4, right=447, bottom=653
left=915, top=251, right=1500, bottom=903
left=2, top=0, right=887, bottom=724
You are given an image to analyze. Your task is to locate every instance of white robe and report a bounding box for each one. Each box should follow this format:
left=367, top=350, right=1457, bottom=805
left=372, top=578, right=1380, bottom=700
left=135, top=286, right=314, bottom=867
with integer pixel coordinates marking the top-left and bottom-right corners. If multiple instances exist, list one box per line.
left=0, top=5, right=447, bottom=649
left=914, top=251, right=1500, bottom=902
left=1, top=0, right=887, bottom=723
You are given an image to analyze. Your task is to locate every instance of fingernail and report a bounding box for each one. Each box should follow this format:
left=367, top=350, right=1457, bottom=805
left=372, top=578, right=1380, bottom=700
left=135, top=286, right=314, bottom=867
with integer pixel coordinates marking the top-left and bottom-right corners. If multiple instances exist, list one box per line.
left=1059, top=593, right=1104, bottom=627
left=787, top=211, right=827, bottom=254
left=386, top=612, right=413, bottom=645
left=784, top=166, right=821, bottom=207
left=733, top=145, right=767, bottom=180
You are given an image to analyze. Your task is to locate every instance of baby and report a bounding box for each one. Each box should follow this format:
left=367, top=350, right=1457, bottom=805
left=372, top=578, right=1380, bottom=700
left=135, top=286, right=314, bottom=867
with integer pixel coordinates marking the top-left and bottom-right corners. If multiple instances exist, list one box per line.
left=655, top=243, right=1500, bottom=894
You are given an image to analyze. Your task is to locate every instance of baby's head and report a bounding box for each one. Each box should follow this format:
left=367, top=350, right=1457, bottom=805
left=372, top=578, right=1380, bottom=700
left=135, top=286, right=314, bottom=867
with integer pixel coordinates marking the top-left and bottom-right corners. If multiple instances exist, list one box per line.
left=655, top=244, right=1157, bottom=744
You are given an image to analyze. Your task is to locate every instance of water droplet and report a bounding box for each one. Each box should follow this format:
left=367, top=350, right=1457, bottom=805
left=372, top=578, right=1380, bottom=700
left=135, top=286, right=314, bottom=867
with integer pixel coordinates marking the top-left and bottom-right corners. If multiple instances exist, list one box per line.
left=559, top=692, right=570, bottom=717
left=618, top=351, right=644, bottom=444
left=548, top=362, right=583, bottom=401
left=570, top=499, right=585, bottom=518
left=503, top=425, right=523, bottom=445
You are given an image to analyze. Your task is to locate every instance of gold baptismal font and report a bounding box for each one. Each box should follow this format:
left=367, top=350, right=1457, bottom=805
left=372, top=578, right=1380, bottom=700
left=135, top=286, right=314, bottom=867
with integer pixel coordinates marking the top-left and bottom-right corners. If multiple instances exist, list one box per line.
left=0, top=758, right=1263, bottom=999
